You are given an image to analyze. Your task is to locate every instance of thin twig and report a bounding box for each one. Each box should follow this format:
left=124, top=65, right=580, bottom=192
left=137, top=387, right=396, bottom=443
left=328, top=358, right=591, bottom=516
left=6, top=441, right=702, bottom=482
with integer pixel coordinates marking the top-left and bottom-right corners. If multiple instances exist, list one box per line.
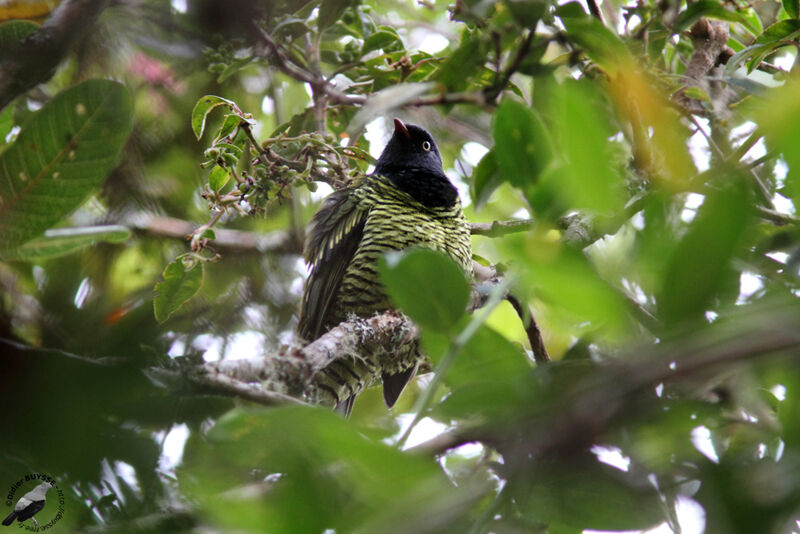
left=469, top=219, right=535, bottom=237
left=505, top=293, right=550, bottom=363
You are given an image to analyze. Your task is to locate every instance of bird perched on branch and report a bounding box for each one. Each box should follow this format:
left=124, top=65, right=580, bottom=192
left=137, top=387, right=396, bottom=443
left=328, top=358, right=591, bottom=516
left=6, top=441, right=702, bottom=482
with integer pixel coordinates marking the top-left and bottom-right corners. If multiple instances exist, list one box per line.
left=298, top=118, right=472, bottom=415
left=2, top=482, right=51, bottom=527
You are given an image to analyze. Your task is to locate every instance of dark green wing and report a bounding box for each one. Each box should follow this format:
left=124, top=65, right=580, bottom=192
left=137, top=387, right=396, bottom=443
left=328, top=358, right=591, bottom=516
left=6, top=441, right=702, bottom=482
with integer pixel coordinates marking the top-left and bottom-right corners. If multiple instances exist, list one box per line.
left=297, top=187, right=368, bottom=341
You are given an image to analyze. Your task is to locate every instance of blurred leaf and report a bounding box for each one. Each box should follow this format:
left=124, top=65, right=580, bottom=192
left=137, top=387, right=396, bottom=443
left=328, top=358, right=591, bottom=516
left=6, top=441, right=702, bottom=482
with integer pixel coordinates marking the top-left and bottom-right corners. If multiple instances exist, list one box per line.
left=436, top=32, right=484, bottom=92
left=153, top=257, right=204, bottom=323
left=0, top=79, right=132, bottom=254
left=362, top=27, right=404, bottom=55
left=492, top=99, right=553, bottom=201
left=519, top=457, right=663, bottom=530
left=191, top=95, right=236, bottom=139
left=556, top=3, right=629, bottom=72
left=346, top=83, right=433, bottom=138
left=553, top=80, right=624, bottom=214
left=754, top=78, right=800, bottom=211
left=208, top=165, right=230, bottom=191
left=727, top=20, right=800, bottom=74
left=7, top=224, right=130, bottom=260
left=379, top=248, right=470, bottom=333
left=674, top=1, right=759, bottom=33
left=0, top=104, right=13, bottom=144
left=0, top=19, right=38, bottom=56
left=443, top=323, right=530, bottom=386
left=318, top=0, right=353, bottom=30
left=182, top=406, right=465, bottom=533
left=658, top=178, right=750, bottom=325
left=784, top=0, right=799, bottom=19
left=471, top=150, right=501, bottom=209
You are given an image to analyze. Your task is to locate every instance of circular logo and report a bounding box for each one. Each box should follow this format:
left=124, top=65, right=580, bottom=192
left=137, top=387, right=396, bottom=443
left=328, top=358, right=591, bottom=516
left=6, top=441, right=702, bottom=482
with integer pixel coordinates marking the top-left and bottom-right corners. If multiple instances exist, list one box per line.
left=3, top=474, right=64, bottom=531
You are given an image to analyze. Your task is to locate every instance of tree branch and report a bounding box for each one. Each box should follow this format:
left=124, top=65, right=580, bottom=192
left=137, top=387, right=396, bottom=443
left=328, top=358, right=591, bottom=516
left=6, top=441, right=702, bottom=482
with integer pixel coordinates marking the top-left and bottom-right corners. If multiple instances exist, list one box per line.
left=469, top=219, right=535, bottom=237
left=0, top=0, right=110, bottom=110
left=129, top=214, right=301, bottom=254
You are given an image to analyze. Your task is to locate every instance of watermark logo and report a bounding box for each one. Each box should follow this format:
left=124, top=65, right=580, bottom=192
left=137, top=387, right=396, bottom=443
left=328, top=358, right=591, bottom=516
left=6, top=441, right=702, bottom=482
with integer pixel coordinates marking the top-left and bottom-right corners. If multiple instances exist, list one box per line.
left=3, top=474, right=64, bottom=531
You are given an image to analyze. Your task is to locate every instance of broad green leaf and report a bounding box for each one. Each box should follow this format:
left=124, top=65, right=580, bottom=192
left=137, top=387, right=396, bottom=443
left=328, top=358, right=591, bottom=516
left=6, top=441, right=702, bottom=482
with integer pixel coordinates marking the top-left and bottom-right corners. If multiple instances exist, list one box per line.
left=153, top=257, right=203, bottom=322
left=658, top=178, right=750, bottom=326
left=752, top=78, right=800, bottom=210
left=345, top=83, right=433, bottom=139
left=554, top=81, right=624, bottom=214
left=0, top=104, right=13, bottom=145
left=556, top=3, right=630, bottom=71
left=674, top=0, right=759, bottom=33
left=728, top=20, right=800, bottom=73
left=7, top=225, right=130, bottom=260
left=783, top=0, right=799, bottom=19
left=318, top=0, right=352, bottom=30
left=471, top=150, right=501, bottom=209
left=0, top=20, right=38, bottom=59
left=191, top=95, right=236, bottom=139
left=362, top=27, right=404, bottom=55
left=520, top=457, right=663, bottom=530
left=492, top=99, right=553, bottom=200
left=436, top=32, right=484, bottom=92
left=442, top=324, right=530, bottom=387
left=0, top=79, right=132, bottom=254
left=183, top=406, right=456, bottom=533
left=208, top=165, right=230, bottom=191
left=215, top=113, right=242, bottom=142
left=379, top=248, right=470, bottom=333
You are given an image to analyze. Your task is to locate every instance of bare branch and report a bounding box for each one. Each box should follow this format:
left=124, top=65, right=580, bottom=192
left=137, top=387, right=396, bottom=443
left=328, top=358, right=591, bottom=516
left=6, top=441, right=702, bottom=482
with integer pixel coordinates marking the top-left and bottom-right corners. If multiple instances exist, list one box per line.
left=469, top=219, right=535, bottom=237
left=129, top=214, right=301, bottom=254
left=506, top=293, right=550, bottom=362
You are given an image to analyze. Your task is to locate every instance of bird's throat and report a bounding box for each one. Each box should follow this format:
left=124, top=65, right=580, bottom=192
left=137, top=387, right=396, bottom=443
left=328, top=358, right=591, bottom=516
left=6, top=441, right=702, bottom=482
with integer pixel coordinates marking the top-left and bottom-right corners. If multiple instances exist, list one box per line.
left=380, top=167, right=459, bottom=209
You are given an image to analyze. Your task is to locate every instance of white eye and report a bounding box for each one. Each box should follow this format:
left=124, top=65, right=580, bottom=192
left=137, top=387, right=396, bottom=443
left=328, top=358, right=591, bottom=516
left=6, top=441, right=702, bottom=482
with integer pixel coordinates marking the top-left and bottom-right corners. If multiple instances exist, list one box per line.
left=422, top=141, right=431, bottom=151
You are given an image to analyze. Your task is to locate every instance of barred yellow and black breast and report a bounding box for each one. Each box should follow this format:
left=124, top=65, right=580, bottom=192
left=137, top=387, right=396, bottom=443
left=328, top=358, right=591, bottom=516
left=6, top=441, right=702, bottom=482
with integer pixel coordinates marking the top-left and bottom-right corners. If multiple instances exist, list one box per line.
left=297, top=118, right=472, bottom=415
left=330, top=175, right=472, bottom=325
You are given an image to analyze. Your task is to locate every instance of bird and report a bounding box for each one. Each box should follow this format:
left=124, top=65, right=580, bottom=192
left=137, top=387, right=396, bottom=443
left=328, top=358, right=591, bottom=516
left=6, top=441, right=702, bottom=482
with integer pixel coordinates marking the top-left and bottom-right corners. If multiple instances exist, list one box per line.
left=297, top=118, right=473, bottom=416
left=2, top=482, right=51, bottom=527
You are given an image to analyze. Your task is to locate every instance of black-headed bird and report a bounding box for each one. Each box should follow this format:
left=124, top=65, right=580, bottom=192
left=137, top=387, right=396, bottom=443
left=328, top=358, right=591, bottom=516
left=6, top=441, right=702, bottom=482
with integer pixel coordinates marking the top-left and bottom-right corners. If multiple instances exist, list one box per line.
left=2, top=482, right=51, bottom=527
left=298, top=118, right=472, bottom=415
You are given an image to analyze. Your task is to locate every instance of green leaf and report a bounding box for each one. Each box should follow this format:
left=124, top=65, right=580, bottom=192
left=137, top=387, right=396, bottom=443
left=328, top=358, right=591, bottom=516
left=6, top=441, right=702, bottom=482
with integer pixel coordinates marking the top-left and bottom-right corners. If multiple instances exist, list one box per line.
left=6, top=225, right=130, bottom=260
left=471, top=150, right=502, bottom=209
left=658, top=178, right=750, bottom=326
left=556, top=3, right=630, bottom=69
left=345, top=83, right=433, bottom=139
left=318, top=0, right=352, bottom=30
left=436, top=33, right=484, bottom=92
left=674, top=0, right=759, bottom=33
left=443, top=324, right=530, bottom=387
left=208, top=165, right=231, bottom=191
left=784, top=0, right=799, bottom=19
left=727, top=20, right=800, bottom=73
left=379, top=248, right=470, bottom=333
left=0, top=20, right=39, bottom=59
left=215, top=113, right=242, bottom=142
left=362, top=27, right=404, bottom=55
left=0, top=104, right=13, bottom=145
left=554, top=80, right=624, bottom=214
left=519, top=457, right=663, bottom=530
left=492, top=99, right=553, bottom=199
left=191, top=95, right=236, bottom=140
left=0, top=79, right=133, bottom=254
left=153, top=257, right=204, bottom=322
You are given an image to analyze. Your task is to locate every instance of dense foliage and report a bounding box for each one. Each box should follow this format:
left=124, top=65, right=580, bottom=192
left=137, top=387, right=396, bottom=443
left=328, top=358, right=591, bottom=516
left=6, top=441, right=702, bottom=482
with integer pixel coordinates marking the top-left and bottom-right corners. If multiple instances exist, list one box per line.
left=2, top=0, right=800, bottom=532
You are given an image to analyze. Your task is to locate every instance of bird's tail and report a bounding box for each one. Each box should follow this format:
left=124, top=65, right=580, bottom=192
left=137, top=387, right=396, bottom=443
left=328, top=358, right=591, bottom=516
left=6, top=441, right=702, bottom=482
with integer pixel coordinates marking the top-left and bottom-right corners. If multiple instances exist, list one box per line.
left=2, top=511, right=17, bottom=526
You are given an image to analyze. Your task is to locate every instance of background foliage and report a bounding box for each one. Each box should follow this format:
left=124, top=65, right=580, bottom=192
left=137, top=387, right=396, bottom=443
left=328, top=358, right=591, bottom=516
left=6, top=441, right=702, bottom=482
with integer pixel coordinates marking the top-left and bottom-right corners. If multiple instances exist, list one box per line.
left=2, top=0, right=800, bottom=532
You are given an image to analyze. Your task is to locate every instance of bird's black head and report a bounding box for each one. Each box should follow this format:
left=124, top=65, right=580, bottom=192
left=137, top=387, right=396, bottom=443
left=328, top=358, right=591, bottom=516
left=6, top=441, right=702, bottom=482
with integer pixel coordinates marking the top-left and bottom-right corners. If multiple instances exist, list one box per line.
left=373, top=118, right=457, bottom=208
